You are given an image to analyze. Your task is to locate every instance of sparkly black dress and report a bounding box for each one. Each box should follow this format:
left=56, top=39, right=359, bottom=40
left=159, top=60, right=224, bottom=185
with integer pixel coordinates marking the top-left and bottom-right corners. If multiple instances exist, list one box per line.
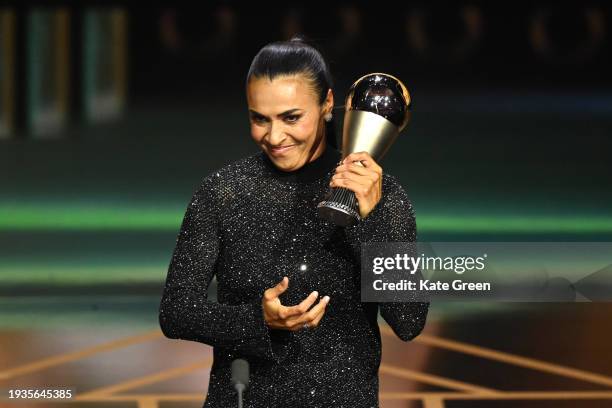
left=158, top=145, right=429, bottom=407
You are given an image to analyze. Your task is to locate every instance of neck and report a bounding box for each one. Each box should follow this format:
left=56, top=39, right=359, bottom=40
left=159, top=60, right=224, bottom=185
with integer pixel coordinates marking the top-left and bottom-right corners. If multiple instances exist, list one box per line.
left=306, top=134, right=327, bottom=164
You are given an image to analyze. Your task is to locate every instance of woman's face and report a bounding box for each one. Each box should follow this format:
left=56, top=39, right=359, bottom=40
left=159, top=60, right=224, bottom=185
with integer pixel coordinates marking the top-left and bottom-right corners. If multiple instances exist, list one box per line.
left=246, top=74, right=332, bottom=172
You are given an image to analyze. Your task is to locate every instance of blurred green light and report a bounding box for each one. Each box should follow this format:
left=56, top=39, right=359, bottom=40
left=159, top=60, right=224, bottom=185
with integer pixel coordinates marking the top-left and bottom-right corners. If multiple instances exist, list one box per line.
left=1, top=204, right=611, bottom=233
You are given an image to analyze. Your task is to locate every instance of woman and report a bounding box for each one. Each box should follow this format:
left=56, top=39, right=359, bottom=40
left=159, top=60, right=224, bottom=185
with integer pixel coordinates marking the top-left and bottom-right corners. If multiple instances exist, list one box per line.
left=158, top=37, right=429, bottom=407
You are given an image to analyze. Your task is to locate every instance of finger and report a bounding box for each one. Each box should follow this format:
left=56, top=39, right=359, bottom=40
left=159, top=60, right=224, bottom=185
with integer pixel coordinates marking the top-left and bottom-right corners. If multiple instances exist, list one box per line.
left=330, top=176, right=370, bottom=197
left=279, top=290, right=318, bottom=319
left=334, top=162, right=377, bottom=180
left=306, top=296, right=330, bottom=324
left=338, top=162, right=376, bottom=177
left=332, top=167, right=378, bottom=185
left=287, top=295, right=330, bottom=328
left=309, top=299, right=330, bottom=327
left=264, top=276, right=289, bottom=301
left=342, top=151, right=372, bottom=164
left=342, top=152, right=381, bottom=172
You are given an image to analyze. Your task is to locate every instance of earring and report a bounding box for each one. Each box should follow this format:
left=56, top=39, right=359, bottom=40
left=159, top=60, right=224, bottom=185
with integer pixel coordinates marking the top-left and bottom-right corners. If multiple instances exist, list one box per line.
left=324, top=112, right=333, bottom=122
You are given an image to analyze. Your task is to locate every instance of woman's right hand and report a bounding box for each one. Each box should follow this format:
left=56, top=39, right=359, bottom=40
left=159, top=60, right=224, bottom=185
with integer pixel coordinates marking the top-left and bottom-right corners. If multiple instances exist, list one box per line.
left=262, top=276, right=330, bottom=331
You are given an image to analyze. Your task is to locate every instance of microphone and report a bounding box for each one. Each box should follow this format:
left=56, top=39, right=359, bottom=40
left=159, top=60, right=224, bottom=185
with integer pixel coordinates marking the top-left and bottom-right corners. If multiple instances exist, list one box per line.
left=231, top=358, right=250, bottom=408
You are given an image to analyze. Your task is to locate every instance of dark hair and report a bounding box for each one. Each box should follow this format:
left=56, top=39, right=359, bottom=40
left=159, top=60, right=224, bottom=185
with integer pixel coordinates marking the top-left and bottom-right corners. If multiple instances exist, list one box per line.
left=246, top=36, right=337, bottom=149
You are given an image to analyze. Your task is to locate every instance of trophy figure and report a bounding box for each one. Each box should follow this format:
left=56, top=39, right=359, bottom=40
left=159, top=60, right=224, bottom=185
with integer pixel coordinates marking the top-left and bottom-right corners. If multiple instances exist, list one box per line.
left=317, top=73, right=412, bottom=227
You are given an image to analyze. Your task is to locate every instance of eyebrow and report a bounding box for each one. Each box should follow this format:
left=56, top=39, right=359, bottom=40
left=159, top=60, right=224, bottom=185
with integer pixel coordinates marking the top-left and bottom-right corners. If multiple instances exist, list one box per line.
left=249, top=108, right=303, bottom=118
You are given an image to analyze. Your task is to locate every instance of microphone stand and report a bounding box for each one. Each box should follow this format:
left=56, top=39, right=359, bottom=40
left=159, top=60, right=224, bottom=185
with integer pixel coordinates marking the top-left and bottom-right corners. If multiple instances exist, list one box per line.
left=231, top=358, right=250, bottom=408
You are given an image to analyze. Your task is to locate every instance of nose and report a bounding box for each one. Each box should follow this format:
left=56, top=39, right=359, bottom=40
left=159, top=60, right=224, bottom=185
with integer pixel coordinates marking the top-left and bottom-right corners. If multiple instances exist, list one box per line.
left=267, top=121, right=285, bottom=145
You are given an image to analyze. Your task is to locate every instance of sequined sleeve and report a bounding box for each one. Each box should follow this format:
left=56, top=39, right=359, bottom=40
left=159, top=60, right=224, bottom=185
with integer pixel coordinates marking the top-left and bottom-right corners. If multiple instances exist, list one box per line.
left=158, top=175, right=287, bottom=363
left=344, top=173, right=430, bottom=341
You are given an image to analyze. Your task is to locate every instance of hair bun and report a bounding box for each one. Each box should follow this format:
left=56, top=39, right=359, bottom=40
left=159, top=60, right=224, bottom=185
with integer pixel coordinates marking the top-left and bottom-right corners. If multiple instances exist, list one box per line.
left=289, top=34, right=308, bottom=44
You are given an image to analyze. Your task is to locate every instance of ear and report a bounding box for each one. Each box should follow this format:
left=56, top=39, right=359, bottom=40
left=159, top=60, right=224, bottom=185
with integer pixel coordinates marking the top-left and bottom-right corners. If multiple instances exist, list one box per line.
left=324, top=88, right=334, bottom=115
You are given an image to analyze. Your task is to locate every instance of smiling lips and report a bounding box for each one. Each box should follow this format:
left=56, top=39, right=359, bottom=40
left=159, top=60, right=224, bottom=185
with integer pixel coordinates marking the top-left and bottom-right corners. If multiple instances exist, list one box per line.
left=270, top=145, right=295, bottom=155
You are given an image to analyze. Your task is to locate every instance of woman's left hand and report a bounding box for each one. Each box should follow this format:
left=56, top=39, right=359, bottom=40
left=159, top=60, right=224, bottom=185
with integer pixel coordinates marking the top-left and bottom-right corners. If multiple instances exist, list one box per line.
left=329, top=151, right=382, bottom=219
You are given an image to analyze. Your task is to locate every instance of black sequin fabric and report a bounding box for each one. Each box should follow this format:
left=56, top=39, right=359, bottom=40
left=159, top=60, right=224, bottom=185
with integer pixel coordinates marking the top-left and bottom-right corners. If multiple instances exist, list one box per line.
left=158, top=145, right=429, bottom=407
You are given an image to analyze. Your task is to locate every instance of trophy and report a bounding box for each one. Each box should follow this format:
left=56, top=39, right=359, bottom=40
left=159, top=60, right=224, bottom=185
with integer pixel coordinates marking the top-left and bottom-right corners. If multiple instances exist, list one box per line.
left=317, top=73, right=412, bottom=227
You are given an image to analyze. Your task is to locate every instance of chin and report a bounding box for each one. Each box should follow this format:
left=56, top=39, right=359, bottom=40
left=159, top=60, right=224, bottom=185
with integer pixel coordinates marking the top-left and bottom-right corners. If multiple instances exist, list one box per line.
left=268, top=156, right=293, bottom=169
left=264, top=148, right=302, bottom=167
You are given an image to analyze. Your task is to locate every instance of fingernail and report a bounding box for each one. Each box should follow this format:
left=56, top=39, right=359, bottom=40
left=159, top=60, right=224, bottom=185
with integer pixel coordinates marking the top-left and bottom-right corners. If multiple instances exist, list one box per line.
left=312, top=291, right=318, bottom=297
left=323, top=296, right=330, bottom=303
